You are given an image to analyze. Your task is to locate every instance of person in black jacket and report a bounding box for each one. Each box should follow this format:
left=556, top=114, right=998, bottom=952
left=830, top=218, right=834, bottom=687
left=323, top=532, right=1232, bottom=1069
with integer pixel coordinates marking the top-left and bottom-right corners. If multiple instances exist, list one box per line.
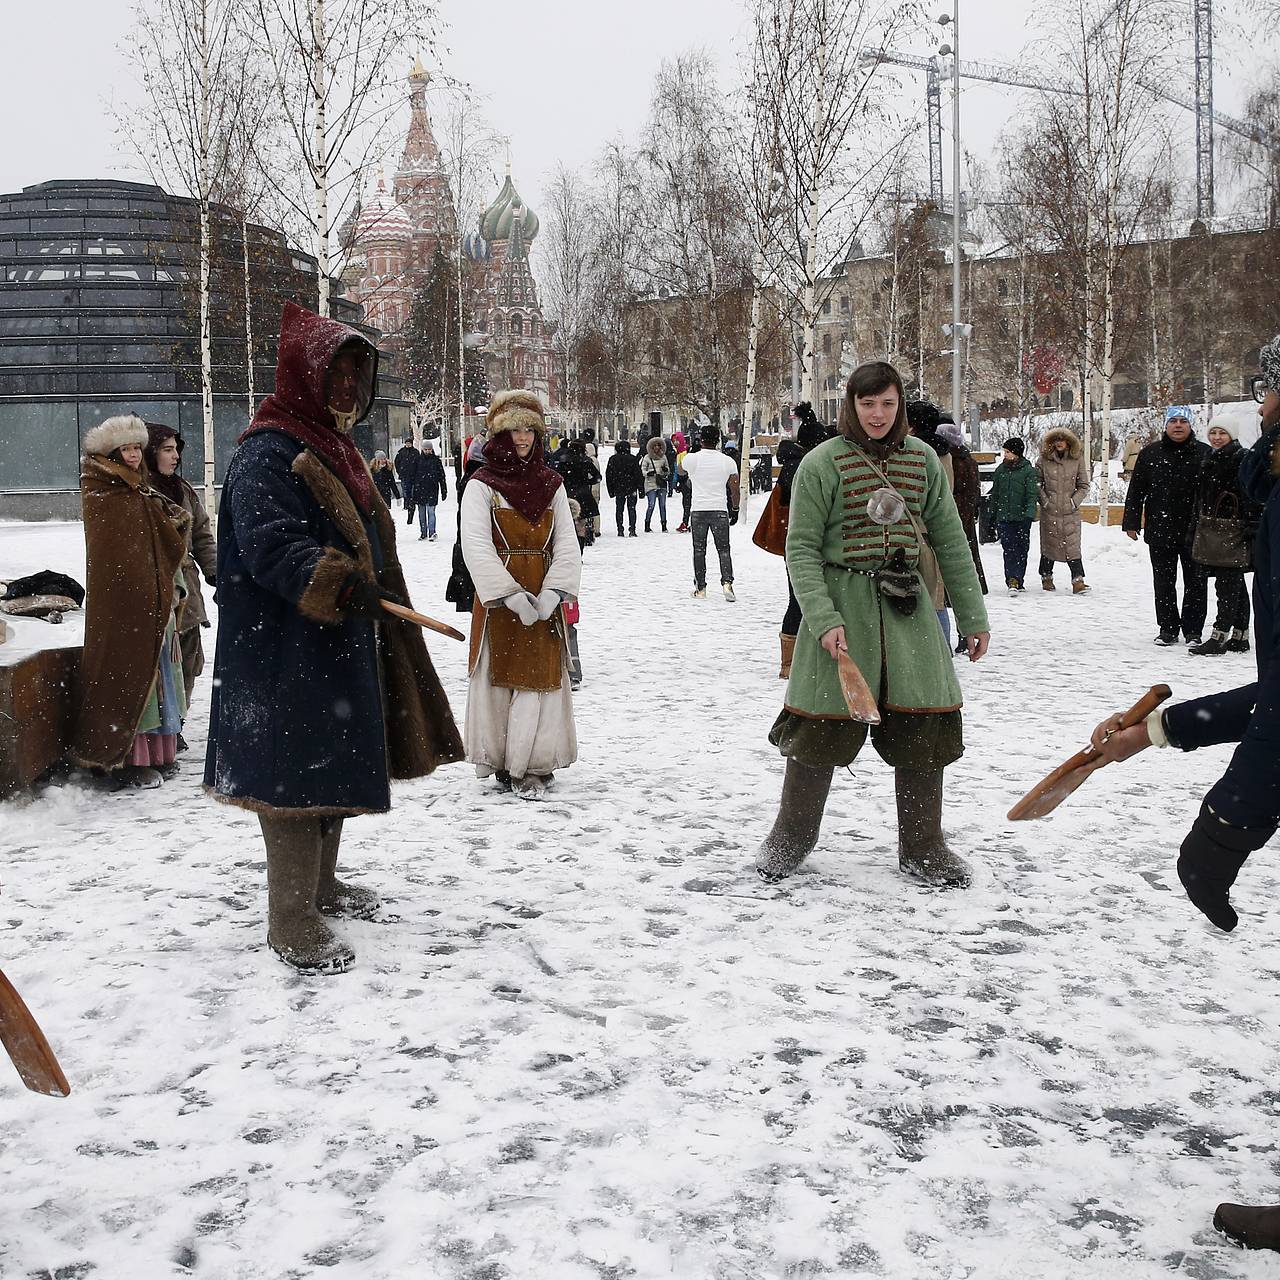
left=1088, top=333, right=1280, bottom=1251
left=410, top=441, right=449, bottom=541
left=393, top=437, right=419, bottom=515
left=1122, top=407, right=1211, bottom=645
left=774, top=402, right=833, bottom=677
left=1189, top=416, right=1261, bottom=655
left=371, top=451, right=401, bottom=507
left=558, top=439, right=601, bottom=547
left=604, top=440, right=643, bottom=536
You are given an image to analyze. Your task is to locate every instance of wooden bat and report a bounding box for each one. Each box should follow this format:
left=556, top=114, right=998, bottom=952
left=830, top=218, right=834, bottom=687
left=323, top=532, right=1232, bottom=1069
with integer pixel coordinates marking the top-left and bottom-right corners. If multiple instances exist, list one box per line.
left=0, top=968, right=70, bottom=1097
left=380, top=600, right=466, bottom=642
left=1007, top=684, right=1172, bottom=821
left=837, top=649, right=881, bottom=725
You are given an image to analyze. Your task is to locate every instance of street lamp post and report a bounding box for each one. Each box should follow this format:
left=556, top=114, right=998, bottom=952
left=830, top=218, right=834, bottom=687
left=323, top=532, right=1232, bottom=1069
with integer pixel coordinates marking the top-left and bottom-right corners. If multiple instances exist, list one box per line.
left=939, top=1, right=962, bottom=432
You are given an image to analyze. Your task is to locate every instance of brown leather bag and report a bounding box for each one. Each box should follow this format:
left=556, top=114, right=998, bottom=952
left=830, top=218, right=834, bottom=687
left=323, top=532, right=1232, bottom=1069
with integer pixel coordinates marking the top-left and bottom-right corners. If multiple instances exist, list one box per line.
left=752, top=487, right=788, bottom=556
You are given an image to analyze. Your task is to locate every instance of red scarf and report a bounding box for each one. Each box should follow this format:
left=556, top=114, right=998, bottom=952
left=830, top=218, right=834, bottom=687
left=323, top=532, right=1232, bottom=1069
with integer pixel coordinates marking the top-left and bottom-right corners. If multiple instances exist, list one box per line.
left=473, top=431, right=563, bottom=522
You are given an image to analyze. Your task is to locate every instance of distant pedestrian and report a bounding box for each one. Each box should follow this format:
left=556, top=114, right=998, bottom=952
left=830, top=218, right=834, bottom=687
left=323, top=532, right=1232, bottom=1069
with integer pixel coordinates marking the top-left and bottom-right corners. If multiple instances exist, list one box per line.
left=604, top=440, right=643, bottom=536
left=989, top=437, right=1039, bottom=593
left=411, top=441, right=448, bottom=541
left=371, top=451, right=401, bottom=507
left=683, top=424, right=738, bottom=600
left=1035, top=426, right=1091, bottom=593
left=394, top=436, right=420, bottom=514
left=558, top=439, right=601, bottom=547
left=641, top=436, right=670, bottom=531
left=937, top=419, right=988, bottom=654
left=1189, top=414, right=1260, bottom=655
left=1122, top=406, right=1210, bottom=645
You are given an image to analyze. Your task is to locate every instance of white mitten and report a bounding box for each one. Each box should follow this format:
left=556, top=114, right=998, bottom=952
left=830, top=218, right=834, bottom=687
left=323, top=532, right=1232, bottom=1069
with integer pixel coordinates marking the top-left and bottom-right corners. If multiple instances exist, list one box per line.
left=504, top=592, right=540, bottom=626
left=534, top=588, right=562, bottom=621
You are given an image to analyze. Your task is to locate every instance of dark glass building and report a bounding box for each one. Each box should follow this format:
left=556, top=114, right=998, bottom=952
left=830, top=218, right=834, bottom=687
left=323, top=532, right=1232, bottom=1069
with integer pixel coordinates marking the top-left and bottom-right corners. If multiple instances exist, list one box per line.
left=0, top=179, right=409, bottom=517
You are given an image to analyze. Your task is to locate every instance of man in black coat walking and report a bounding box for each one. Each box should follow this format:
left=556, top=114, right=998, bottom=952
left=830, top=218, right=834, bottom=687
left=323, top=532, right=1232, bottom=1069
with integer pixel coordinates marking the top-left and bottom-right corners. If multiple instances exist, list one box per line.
left=394, top=436, right=420, bottom=518
left=604, top=440, right=643, bottom=536
left=1123, top=407, right=1211, bottom=644
left=1092, top=333, right=1280, bottom=1250
left=411, top=441, right=448, bottom=541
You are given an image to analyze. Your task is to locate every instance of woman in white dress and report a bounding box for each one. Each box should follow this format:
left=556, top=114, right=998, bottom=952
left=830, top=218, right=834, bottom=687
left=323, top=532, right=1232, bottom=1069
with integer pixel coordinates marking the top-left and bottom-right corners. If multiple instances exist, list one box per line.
left=460, top=391, right=582, bottom=799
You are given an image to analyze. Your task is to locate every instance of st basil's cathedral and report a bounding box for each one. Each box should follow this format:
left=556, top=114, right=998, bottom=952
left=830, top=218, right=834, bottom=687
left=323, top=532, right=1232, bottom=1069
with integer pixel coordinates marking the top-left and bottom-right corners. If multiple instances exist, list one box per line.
left=339, top=58, right=559, bottom=414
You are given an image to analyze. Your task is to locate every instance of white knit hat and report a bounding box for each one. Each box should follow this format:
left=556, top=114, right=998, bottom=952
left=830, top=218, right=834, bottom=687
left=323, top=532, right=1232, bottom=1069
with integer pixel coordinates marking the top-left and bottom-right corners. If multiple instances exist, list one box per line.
left=1207, top=414, right=1240, bottom=441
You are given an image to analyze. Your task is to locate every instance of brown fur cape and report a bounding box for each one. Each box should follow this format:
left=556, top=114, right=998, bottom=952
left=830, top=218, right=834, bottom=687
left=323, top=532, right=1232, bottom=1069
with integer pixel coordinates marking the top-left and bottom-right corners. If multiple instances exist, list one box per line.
left=69, top=455, right=191, bottom=770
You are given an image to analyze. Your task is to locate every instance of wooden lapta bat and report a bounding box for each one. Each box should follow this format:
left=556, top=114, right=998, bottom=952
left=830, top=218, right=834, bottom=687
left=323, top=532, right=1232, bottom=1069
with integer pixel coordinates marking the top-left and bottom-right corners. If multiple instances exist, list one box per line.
left=1007, top=684, right=1172, bottom=821
left=837, top=649, right=881, bottom=725
left=0, top=968, right=70, bottom=1097
left=380, top=599, right=466, bottom=642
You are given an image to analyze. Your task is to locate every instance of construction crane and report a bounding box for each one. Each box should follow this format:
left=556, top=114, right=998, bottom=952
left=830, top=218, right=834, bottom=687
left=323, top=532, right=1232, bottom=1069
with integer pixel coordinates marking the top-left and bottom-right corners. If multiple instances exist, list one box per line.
left=866, top=36, right=1277, bottom=222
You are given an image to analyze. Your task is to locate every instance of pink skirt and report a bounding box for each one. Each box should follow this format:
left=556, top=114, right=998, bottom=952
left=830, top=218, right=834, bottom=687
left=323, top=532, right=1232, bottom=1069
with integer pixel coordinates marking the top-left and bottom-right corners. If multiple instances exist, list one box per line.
left=128, top=733, right=177, bottom=767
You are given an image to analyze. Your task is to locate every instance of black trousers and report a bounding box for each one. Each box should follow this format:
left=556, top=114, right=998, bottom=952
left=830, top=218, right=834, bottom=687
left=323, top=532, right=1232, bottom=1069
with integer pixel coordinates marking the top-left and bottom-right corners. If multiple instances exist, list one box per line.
left=1037, top=555, right=1085, bottom=579
left=781, top=572, right=802, bottom=636
left=1149, top=544, right=1208, bottom=638
left=614, top=492, right=637, bottom=534
left=1209, top=569, right=1251, bottom=633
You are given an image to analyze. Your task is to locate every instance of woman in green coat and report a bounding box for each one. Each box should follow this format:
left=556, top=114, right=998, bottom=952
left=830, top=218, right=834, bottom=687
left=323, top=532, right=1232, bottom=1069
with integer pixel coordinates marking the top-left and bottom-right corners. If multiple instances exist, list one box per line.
left=756, top=362, right=990, bottom=887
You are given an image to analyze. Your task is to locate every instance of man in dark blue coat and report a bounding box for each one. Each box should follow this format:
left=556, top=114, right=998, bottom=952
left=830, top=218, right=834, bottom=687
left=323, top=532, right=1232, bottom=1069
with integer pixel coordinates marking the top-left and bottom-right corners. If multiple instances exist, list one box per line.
left=204, top=301, right=463, bottom=974
left=410, top=440, right=448, bottom=542
left=1091, top=331, right=1280, bottom=1249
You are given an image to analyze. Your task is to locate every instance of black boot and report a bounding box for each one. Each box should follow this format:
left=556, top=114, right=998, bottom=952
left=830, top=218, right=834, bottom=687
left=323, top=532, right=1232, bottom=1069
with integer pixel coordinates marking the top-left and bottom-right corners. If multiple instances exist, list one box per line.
left=1215, top=1202, right=1280, bottom=1251
left=1225, top=628, right=1251, bottom=653
left=1177, top=802, right=1274, bottom=932
left=316, top=818, right=383, bottom=920
left=1189, top=629, right=1228, bottom=656
left=260, top=815, right=355, bottom=973
left=755, top=759, right=834, bottom=883
left=895, top=768, right=971, bottom=887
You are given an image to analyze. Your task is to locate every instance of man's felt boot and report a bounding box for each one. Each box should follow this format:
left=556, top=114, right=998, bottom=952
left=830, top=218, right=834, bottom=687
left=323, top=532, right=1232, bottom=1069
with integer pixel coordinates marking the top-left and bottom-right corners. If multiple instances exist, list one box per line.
left=756, top=759, right=834, bottom=883
left=316, top=818, right=383, bottom=920
left=896, top=768, right=971, bottom=888
left=1215, top=1203, right=1280, bottom=1251
left=1189, top=629, right=1228, bottom=656
left=1226, top=627, right=1251, bottom=653
left=1176, top=802, right=1274, bottom=932
left=260, top=815, right=355, bottom=974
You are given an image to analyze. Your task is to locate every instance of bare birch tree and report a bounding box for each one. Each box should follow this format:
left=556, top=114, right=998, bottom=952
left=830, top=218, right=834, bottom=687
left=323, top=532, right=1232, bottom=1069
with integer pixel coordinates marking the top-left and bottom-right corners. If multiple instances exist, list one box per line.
left=121, top=0, right=255, bottom=516
left=247, top=0, right=439, bottom=316
left=539, top=165, right=594, bottom=432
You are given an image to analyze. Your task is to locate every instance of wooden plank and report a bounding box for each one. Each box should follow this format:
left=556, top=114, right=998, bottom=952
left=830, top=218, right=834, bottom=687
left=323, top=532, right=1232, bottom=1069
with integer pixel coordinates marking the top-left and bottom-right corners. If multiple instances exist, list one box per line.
left=0, top=647, right=82, bottom=797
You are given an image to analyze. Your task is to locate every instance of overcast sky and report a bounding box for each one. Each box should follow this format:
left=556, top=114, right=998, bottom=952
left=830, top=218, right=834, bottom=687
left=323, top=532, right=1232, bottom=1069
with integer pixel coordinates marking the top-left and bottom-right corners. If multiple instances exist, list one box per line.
left=0, top=0, right=1270, bottom=229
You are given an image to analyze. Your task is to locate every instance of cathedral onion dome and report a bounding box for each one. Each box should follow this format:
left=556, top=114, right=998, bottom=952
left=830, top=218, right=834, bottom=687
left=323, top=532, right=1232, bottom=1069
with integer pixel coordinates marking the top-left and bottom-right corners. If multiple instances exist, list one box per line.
left=463, top=232, right=491, bottom=262
left=354, top=175, right=411, bottom=245
left=479, top=173, right=540, bottom=244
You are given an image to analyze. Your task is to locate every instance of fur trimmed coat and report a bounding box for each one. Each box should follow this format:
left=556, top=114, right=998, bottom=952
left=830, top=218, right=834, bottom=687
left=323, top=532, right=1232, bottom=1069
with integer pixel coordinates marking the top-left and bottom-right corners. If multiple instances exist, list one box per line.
left=203, top=430, right=464, bottom=817
left=70, top=455, right=191, bottom=769
left=1035, top=428, right=1090, bottom=562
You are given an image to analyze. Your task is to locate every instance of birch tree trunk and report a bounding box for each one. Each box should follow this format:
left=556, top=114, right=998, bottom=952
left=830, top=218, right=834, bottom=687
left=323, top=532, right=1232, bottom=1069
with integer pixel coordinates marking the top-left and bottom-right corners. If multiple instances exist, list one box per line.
left=242, top=212, right=255, bottom=420
left=799, top=0, right=828, bottom=406
left=197, top=0, right=217, bottom=516
left=740, top=247, right=767, bottom=516
left=311, top=0, right=330, bottom=317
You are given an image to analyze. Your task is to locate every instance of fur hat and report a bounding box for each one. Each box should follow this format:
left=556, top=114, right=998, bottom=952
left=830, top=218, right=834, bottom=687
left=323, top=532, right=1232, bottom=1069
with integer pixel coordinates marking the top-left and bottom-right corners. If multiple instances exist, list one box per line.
left=486, top=389, right=546, bottom=436
left=1206, top=414, right=1240, bottom=442
left=83, top=414, right=149, bottom=457
left=1041, top=426, right=1083, bottom=459
left=1260, top=332, right=1280, bottom=396
left=1002, top=436, right=1026, bottom=457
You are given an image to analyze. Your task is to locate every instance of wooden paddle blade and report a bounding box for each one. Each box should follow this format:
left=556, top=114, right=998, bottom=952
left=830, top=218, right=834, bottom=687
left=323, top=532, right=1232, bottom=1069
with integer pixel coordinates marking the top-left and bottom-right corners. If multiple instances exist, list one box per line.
left=837, top=650, right=881, bottom=725
left=1007, top=683, right=1173, bottom=821
left=0, top=969, right=70, bottom=1097
left=380, top=599, right=466, bottom=642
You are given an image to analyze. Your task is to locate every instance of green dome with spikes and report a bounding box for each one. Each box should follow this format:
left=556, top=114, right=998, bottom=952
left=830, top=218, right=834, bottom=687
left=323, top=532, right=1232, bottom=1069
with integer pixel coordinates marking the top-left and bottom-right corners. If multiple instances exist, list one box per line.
left=479, top=173, right=539, bottom=244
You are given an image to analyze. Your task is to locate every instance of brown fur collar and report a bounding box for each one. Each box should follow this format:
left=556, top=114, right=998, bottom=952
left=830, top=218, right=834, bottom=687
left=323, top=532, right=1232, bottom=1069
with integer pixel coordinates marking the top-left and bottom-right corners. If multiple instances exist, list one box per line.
left=1041, top=427, right=1082, bottom=460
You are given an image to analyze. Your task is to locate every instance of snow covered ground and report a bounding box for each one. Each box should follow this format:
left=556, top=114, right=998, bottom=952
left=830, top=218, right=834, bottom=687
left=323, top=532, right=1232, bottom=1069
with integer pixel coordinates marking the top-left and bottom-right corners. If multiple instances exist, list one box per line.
left=3, top=507, right=1280, bottom=1279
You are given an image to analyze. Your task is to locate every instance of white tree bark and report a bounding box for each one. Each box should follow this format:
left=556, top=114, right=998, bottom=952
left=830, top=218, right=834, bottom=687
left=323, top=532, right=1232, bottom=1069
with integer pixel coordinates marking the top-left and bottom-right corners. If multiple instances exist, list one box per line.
left=310, top=0, right=330, bottom=317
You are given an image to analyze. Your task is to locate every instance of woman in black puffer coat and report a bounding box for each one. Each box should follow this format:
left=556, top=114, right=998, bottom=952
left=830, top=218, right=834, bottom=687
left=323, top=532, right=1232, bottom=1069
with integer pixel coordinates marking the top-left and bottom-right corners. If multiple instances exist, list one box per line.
left=775, top=402, right=834, bottom=677
left=558, top=439, right=601, bottom=547
left=1190, top=417, right=1263, bottom=655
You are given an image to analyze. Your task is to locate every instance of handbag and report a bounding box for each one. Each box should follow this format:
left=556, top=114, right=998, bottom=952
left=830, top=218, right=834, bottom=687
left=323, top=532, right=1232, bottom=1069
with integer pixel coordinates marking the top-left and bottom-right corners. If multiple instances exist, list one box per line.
left=848, top=443, right=945, bottom=609
left=751, top=486, right=789, bottom=556
left=1192, top=494, right=1251, bottom=570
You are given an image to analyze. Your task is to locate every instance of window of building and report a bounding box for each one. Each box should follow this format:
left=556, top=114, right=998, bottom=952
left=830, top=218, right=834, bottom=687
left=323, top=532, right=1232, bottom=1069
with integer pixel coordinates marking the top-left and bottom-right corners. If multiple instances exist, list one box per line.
left=6, top=265, right=81, bottom=282
left=35, top=240, right=80, bottom=256
left=871, top=292, right=881, bottom=311
left=821, top=299, right=831, bottom=316
left=511, top=314, right=524, bottom=337
left=997, top=277, right=1008, bottom=298
left=822, top=333, right=831, bottom=355
left=0, top=371, right=76, bottom=395
left=840, top=295, right=850, bottom=315
left=0, top=401, right=80, bottom=489
left=82, top=265, right=145, bottom=281
left=83, top=240, right=129, bottom=256
left=0, top=315, right=77, bottom=336
left=998, top=318, right=1010, bottom=337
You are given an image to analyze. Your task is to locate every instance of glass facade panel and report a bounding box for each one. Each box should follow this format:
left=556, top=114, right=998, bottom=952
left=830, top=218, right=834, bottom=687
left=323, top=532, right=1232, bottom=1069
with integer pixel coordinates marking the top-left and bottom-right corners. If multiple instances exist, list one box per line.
left=0, top=401, right=80, bottom=489
left=82, top=265, right=146, bottom=281
left=0, top=343, right=77, bottom=364
left=30, top=217, right=85, bottom=233
left=80, top=289, right=163, bottom=306
left=0, top=315, right=77, bottom=336
left=0, top=371, right=76, bottom=394
left=83, top=241, right=130, bottom=256
left=79, top=314, right=153, bottom=335
left=7, top=265, right=80, bottom=281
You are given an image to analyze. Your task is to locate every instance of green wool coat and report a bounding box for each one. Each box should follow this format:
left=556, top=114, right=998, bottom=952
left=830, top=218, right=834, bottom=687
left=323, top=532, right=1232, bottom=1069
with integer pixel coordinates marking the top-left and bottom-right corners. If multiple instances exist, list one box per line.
left=784, top=435, right=990, bottom=717
left=989, top=457, right=1039, bottom=522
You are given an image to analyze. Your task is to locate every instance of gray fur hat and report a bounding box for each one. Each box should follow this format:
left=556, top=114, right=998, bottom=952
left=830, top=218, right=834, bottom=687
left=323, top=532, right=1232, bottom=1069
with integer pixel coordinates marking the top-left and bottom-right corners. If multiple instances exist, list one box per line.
left=82, top=414, right=149, bottom=457
left=1261, top=332, right=1280, bottom=396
